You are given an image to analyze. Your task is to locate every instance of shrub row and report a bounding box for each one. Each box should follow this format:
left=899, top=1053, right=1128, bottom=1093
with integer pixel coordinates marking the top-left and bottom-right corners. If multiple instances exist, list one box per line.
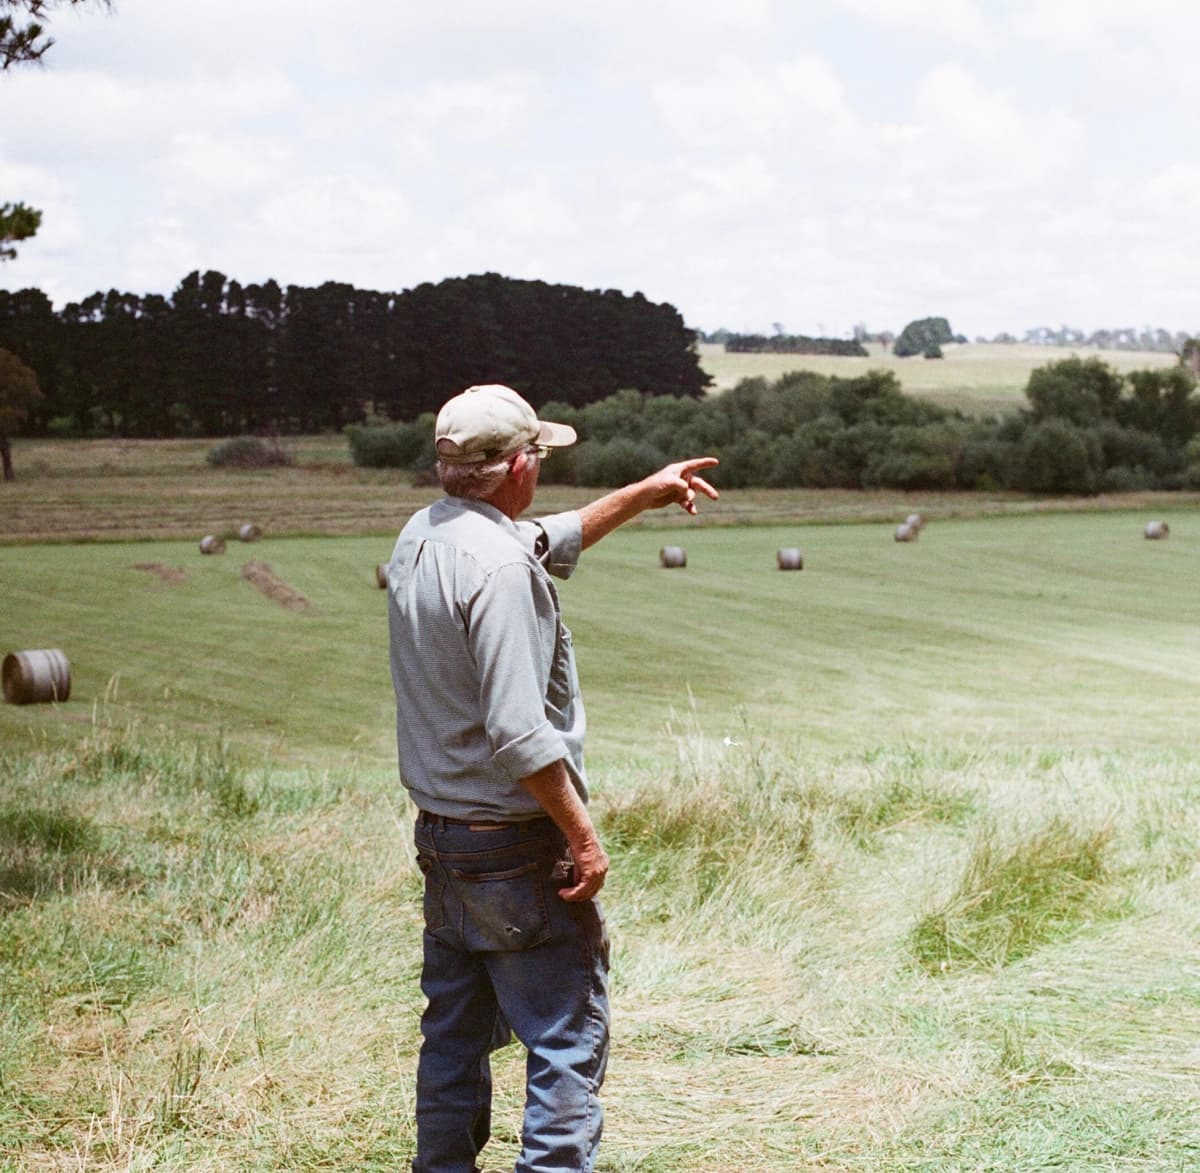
left=347, top=359, right=1200, bottom=495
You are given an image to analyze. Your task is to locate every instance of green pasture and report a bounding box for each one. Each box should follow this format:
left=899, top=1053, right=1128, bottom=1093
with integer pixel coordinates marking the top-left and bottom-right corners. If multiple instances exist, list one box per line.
left=3, top=508, right=1198, bottom=767
left=3, top=509, right=1200, bottom=1170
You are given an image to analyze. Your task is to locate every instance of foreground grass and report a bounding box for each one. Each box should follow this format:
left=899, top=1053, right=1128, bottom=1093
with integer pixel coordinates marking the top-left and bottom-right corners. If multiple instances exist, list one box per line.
left=2, top=717, right=1197, bottom=1171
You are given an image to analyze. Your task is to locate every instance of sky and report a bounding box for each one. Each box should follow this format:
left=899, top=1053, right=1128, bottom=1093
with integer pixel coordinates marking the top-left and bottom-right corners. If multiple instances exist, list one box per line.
left=2, top=0, right=1199, bottom=340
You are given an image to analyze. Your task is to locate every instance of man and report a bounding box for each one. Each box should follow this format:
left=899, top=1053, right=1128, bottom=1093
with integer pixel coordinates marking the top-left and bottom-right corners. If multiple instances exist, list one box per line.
left=386, top=383, right=718, bottom=1173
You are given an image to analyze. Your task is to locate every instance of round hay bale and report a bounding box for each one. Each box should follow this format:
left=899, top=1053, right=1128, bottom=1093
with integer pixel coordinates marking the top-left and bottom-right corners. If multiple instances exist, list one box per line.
left=3, top=648, right=71, bottom=705
left=660, top=546, right=687, bottom=568
left=375, top=562, right=389, bottom=589
left=777, top=547, right=804, bottom=571
left=238, top=523, right=263, bottom=542
left=906, top=512, right=925, bottom=531
left=1144, top=520, right=1170, bottom=540
left=199, top=535, right=226, bottom=555
left=894, top=523, right=918, bottom=543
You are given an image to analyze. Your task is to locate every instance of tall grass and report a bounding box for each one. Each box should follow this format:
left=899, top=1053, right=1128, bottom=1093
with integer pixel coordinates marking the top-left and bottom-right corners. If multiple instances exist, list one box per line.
left=2, top=711, right=1199, bottom=1170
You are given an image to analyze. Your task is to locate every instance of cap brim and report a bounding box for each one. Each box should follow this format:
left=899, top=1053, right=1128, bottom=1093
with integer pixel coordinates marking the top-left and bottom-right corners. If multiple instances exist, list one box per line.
left=536, top=420, right=577, bottom=449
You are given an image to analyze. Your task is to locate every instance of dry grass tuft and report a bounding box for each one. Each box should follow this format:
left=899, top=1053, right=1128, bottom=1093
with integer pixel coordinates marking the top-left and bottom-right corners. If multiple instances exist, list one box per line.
left=240, top=560, right=314, bottom=613
left=132, top=561, right=188, bottom=585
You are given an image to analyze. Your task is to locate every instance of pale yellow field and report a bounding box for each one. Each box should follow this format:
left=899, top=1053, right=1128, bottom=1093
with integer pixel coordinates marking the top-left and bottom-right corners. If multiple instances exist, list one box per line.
left=697, top=341, right=1179, bottom=414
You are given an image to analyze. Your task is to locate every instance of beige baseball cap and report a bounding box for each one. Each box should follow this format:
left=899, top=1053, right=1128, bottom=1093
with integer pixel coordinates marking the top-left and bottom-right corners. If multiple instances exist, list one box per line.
left=434, top=384, right=577, bottom=464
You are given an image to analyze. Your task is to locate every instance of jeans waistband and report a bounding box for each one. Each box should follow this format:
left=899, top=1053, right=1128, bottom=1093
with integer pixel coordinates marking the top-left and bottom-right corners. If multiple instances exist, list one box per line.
left=417, top=810, right=551, bottom=831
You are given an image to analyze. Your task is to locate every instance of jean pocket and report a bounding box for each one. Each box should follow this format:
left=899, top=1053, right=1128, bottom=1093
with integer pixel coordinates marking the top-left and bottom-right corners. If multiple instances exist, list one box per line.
left=416, top=852, right=447, bottom=935
left=448, top=859, right=552, bottom=952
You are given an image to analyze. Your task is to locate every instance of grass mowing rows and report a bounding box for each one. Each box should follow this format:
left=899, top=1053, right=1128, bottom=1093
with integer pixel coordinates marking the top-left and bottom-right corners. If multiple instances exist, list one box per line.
left=3, top=510, right=1199, bottom=765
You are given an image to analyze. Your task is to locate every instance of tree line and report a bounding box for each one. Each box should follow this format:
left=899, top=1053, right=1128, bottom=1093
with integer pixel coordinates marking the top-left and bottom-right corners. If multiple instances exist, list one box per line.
left=0, top=271, right=709, bottom=437
left=349, top=355, right=1200, bottom=495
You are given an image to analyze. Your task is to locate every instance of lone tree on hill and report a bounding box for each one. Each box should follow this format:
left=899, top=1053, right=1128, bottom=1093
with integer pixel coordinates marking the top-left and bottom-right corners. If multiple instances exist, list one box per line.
left=0, top=346, right=41, bottom=480
left=893, top=316, right=955, bottom=358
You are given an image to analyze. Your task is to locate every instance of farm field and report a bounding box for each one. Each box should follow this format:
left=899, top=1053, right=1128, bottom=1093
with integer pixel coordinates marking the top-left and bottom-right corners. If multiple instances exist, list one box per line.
left=697, top=340, right=1179, bottom=415
left=3, top=511, right=1200, bottom=766
left=3, top=491, right=1200, bottom=1169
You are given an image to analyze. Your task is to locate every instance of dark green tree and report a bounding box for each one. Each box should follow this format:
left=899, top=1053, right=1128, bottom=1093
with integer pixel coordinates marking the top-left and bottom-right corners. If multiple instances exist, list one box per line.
left=1019, top=419, right=1102, bottom=494
left=893, top=316, right=955, bottom=358
left=0, top=345, right=41, bottom=479
left=1, top=0, right=110, bottom=69
left=1025, top=356, right=1123, bottom=426
left=0, top=201, right=41, bottom=261
left=1118, top=367, right=1199, bottom=447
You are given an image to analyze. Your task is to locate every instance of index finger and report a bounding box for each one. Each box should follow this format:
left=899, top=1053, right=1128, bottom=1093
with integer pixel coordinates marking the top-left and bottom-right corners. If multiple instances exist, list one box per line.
left=676, top=456, right=719, bottom=476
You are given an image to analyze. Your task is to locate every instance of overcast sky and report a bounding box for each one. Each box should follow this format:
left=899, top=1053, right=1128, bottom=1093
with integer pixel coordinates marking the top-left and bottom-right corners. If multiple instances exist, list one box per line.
left=2, top=0, right=1198, bottom=339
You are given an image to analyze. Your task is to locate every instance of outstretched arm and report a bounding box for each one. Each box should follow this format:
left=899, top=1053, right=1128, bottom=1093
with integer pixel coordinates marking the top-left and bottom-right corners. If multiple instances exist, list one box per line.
left=577, top=457, right=719, bottom=550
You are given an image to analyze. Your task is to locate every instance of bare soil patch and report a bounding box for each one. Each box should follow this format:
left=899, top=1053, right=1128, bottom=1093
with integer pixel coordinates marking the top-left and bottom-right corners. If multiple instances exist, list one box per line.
left=132, top=561, right=188, bottom=585
left=240, top=559, right=313, bottom=613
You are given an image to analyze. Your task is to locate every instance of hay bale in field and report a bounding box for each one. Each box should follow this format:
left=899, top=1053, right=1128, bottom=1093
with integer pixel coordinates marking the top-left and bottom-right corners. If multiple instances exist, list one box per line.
left=777, top=547, right=804, bottom=570
left=894, top=523, right=918, bottom=543
left=199, top=535, right=226, bottom=555
left=375, top=563, right=389, bottom=589
left=906, top=512, right=925, bottom=531
left=1144, top=520, right=1170, bottom=540
left=3, top=648, right=71, bottom=705
left=660, top=546, right=687, bottom=568
left=238, top=523, right=263, bottom=542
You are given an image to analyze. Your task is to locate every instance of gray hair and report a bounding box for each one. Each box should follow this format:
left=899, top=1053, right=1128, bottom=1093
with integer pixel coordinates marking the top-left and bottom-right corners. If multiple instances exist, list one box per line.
left=437, top=444, right=538, bottom=500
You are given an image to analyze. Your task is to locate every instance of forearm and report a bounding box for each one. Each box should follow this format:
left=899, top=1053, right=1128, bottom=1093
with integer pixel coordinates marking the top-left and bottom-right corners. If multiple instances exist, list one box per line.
left=576, top=457, right=720, bottom=549
left=520, top=759, right=599, bottom=850
left=577, top=481, right=656, bottom=550
left=520, top=758, right=608, bottom=900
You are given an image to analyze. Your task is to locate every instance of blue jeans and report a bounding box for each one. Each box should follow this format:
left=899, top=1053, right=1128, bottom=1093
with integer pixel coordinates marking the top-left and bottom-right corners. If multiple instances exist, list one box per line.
left=412, top=815, right=610, bottom=1173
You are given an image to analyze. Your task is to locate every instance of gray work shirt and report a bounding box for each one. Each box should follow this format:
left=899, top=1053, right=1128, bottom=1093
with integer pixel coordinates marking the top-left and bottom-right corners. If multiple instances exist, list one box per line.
left=386, top=496, right=586, bottom=822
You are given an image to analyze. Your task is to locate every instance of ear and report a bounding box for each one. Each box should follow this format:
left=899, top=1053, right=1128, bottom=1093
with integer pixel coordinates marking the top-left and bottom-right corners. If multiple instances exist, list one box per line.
left=509, top=449, right=533, bottom=481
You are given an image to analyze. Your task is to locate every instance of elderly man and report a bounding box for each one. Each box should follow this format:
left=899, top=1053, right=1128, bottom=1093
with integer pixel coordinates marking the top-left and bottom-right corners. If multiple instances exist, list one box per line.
left=386, top=383, right=717, bottom=1173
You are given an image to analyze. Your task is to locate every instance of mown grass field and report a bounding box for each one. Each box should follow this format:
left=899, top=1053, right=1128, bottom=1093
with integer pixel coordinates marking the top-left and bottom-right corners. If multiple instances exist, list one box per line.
left=2, top=427, right=1200, bottom=1170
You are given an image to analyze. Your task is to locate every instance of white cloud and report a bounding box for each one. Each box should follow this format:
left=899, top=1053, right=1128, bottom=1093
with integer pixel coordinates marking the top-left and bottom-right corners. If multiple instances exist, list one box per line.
left=905, top=62, right=1085, bottom=188
left=833, top=0, right=997, bottom=49
left=1, top=68, right=296, bottom=157
left=4, top=0, right=1200, bottom=336
left=652, top=54, right=859, bottom=149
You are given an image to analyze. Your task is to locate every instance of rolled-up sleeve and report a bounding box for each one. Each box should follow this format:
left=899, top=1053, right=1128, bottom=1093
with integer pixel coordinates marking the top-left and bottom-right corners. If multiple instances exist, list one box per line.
left=519, top=511, right=582, bottom=580
left=466, top=561, right=567, bottom=781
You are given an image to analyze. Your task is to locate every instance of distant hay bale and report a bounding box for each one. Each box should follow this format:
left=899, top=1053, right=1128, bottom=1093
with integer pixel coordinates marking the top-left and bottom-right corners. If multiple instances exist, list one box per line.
left=1144, top=520, right=1170, bottom=540
left=375, top=563, right=389, bottom=589
left=238, top=523, right=263, bottom=542
left=660, top=546, right=687, bottom=568
left=894, top=523, right=918, bottom=543
left=906, top=512, right=925, bottom=531
left=777, top=547, right=804, bottom=570
left=3, top=648, right=71, bottom=705
left=199, top=535, right=226, bottom=555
